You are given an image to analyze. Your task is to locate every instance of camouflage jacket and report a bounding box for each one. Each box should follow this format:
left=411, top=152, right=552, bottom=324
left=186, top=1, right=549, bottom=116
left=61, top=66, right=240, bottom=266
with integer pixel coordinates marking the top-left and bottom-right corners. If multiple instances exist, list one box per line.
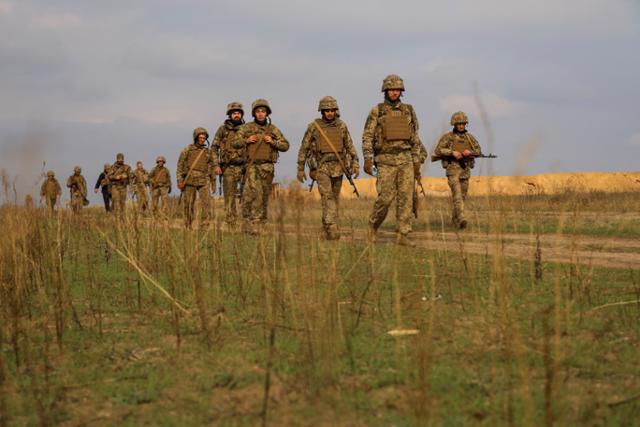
left=434, top=130, right=482, bottom=169
left=232, top=121, right=289, bottom=163
left=108, top=163, right=132, bottom=188
left=149, top=165, right=172, bottom=190
left=131, top=169, right=150, bottom=192
left=66, top=175, right=87, bottom=197
left=362, top=100, right=422, bottom=166
left=41, top=178, right=61, bottom=198
left=177, top=143, right=215, bottom=187
left=212, top=120, right=246, bottom=166
left=297, top=118, right=359, bottom=178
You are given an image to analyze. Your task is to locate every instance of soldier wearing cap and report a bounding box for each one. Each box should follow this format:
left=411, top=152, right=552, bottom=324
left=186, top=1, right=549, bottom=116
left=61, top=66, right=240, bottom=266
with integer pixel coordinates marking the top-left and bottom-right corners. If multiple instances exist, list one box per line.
left=131, top=161, right=150, bottom=213
left=362, top=74, right=426, bottom=246
left=66, top=166, right=88, bottom=214
left=212, top=102, right=246, bottom=228
left=40, top=170, right=62, bottom=215
left=232, top=99, right=289, bottom=234
left=297, top=96, right=359, bottom=240
left=433, top=111, right=482, bottom=229
left=94, top=163, right=112, bottom=213
left=149, top=155, right=172, bottom=218
left=177, top=128, right=216, bottom=229
left=108, top=153, right=132, bottom=220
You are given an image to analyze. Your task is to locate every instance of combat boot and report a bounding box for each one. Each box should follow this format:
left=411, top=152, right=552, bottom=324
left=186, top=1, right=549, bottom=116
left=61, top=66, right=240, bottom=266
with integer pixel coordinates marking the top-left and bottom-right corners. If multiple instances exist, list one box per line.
left=367, top=223, right=378, bottom=243
left=326, top=224, right=340, bottom=241
left=396, top=233, right=415, bottom=247
left=459, top=219, right=468, bottom=230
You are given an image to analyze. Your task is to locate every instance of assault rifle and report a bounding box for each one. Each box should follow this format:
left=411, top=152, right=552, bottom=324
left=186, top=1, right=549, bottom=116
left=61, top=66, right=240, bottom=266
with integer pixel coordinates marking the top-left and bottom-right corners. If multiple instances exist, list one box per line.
left=311, top=121, right=360, bottom=198
left=307, top=156, right=318, bottom=193
left=431, top=153, right=498, bottom=162
left=412, top=178, right=428, bottom=218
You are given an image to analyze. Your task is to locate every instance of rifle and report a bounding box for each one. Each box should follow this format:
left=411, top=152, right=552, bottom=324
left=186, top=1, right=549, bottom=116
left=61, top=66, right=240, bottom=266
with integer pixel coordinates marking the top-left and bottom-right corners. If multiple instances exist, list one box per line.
left=412, top=177, right=428, bottom=218
left=306, top=156, right=318, bottom=193
left=311, top=121, right=360, bottom=198
left=431, top=153, right=498, bottom=162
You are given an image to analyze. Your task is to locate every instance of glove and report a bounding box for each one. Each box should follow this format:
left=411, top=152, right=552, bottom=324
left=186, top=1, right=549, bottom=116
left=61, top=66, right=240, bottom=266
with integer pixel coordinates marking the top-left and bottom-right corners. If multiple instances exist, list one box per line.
left=351, top=163, right=360, bottom=179
left=364, top=158, right=373, bottom=176
left=296, top=169, right=306, bottom=183
left=413, top=162, right=421, bottom=177
left=309, top=169, right=317, bottom=181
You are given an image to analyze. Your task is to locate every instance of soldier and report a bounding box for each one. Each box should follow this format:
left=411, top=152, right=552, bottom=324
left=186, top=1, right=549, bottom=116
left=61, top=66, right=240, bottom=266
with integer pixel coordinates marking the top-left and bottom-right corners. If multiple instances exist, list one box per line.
left=149, top=155, right=172, bottom=218
left=66, top=166, right=87, bottom=214
left=94, top=163, right=112, bottom=212
left=212, top=102, right=246, bottom=228
left=297, top=96, right=359, bottom=240
left=40, top=170, right=61, bottom=215
left=108, top=153, right=132, bottom=220
left=433, top=111, right=482, bottom=229
left=232, top=99, right=289, bottom=234
left=362, top=74, right=425, bottom=246
left=177, top=127, right=216, bottom=229
left=131, top=161, right=150, bottom=213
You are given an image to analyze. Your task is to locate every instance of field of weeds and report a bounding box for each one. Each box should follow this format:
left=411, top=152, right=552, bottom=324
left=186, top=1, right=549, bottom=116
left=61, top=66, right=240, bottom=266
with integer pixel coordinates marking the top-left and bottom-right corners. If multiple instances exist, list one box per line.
left=1, top=188, right=639, bottom=426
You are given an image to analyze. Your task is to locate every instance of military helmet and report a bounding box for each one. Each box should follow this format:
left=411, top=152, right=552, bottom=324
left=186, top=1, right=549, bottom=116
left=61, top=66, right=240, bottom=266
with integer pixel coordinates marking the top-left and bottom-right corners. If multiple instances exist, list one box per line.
left=103, top=163, right=110, bottom=170
left=318, top=96, right=339, bottom=112
left=116, top=153, right=124, bottom=160
left=192, top=127, right=209, bottom=141
left=251, top=99, right=271, bottom=115
left=381, top=74, right=405, bottom=92
left=156, top=155, right=166, bottom=163
left=226, top=101, right=244, bottom=116
left=73, top=165, right=82, bottom=173
left=450, top=111, right=469, bottom=126
left=46, top=170, right=55, bottom=177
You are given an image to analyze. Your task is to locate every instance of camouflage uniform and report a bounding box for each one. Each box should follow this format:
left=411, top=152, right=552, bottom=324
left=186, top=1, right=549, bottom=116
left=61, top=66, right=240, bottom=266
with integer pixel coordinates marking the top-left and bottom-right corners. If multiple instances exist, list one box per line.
left=212, top=102, right=247, bottom=227
left=232, top=99, right=289, bottom=232
left=40, top=171, right=61, bottom=215
left=297, top=96, right=359, bottom=239
left=131, top=166, right=150, bottom=213
left=149, top=156, right=172, bottom=218
left=363, top=75, right=424, bottom=242
left=66, top=167, right=87, bottom=214
left=177, top=128, right=216, bottom=228
left=434, top=111, right=482, bottom=227
left=108, top=154, right=132, bottom=220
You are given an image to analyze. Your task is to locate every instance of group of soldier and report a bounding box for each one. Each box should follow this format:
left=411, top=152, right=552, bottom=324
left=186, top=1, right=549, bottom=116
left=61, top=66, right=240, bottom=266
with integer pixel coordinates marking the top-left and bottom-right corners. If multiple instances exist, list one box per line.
left=39, top=74, right=484, bottom=246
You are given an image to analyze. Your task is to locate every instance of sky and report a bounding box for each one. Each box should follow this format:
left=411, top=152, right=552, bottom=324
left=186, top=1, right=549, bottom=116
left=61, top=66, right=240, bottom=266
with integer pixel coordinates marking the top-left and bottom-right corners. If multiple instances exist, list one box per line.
left=1, top=0, right=639, bottom=202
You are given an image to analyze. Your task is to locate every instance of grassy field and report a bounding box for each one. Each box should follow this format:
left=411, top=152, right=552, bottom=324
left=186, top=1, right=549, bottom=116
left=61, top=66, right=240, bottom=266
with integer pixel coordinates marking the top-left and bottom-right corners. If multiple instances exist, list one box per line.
left=1, top=188, right=639, bottom=426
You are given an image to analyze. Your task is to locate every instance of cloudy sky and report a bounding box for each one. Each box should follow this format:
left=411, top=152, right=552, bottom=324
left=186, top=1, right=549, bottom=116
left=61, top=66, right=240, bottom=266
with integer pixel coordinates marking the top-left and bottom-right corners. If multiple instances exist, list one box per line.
left=1, top=0, right=639, bottom=201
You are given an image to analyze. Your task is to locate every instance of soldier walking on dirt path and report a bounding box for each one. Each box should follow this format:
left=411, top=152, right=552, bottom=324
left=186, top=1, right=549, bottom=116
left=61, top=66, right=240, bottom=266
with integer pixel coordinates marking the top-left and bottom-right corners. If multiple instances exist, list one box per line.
left=41, top=170, right=61, bottom=215
left=232, top=99, right=289, bottom=235
left=433, top=111, right=482, bottom=229
left=131, top=161, right=150, bottom=213
left=297, top=96, right=359, bottom=240
left=362, top=74, right=426, bottom=246
left=66, top=166, right=87, bottom=214
left=108, top=153, right=132, bottom=221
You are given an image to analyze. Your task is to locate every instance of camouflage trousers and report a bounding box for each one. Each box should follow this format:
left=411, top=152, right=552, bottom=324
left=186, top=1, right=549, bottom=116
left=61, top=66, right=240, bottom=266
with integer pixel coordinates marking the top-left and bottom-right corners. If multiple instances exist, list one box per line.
left=369, top=162, right=414, bottom=235
left=242, top=163, right=273, bottom=226
left=222, top=165, right=247, bottom=225
left=446, top=163, right=471, bottom=224
left=45, top=196, right=57, bottom=216
left=134, top=189, right=149, bottom=213
left=317, top=172, right=343, bottom=230
left=70, top=192, right=84, bottom=214
left=111, top=185, right=127, bottom=220
left=182, top=184, right=211, bottom=228
left=151, top=187, right=169, bottom=218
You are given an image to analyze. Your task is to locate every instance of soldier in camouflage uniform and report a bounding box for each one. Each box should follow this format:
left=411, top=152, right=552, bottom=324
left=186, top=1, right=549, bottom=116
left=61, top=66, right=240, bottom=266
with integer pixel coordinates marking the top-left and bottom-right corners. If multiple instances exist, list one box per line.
left=108, top=153, right=132, bottom=221
left=212, top=102, right=246, bottom=228
left=297, top=96, right=359, bottom=240
left=434, top=111, right=482, bottom=229
left=177, top=127, right=216, bottom=229
left=149, top=155, right=172, bottom=218
left=362, top=75, right=425, bottom=246
left=131, top=161, right=150, bottom=213
left=232, top=99, right=289, bottom=234
left=40, top=170, right=61, bottom=215
left=66, top=166, right=87, bottom=214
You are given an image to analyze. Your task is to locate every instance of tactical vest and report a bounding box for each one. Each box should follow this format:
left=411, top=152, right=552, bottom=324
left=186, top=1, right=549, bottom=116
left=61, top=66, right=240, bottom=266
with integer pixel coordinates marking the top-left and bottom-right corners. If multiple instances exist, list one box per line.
left=44, top=181, right=58, bottom=195
left=247, top=125, right=275, bottom=162
left=221, top=125, right=246, bottom=165
left=187, top=146, right=210, bottom=172
left=379, top=104, right=411, bottom=141
left=222, top=128, right=237, bottom=152
left=110, top=165, right=130, bottom=186
left=154, top=168, right=169, bottom=185
left=451, top=134, right=472, bottom=152
left=316, top=120, right=344, bottom=154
